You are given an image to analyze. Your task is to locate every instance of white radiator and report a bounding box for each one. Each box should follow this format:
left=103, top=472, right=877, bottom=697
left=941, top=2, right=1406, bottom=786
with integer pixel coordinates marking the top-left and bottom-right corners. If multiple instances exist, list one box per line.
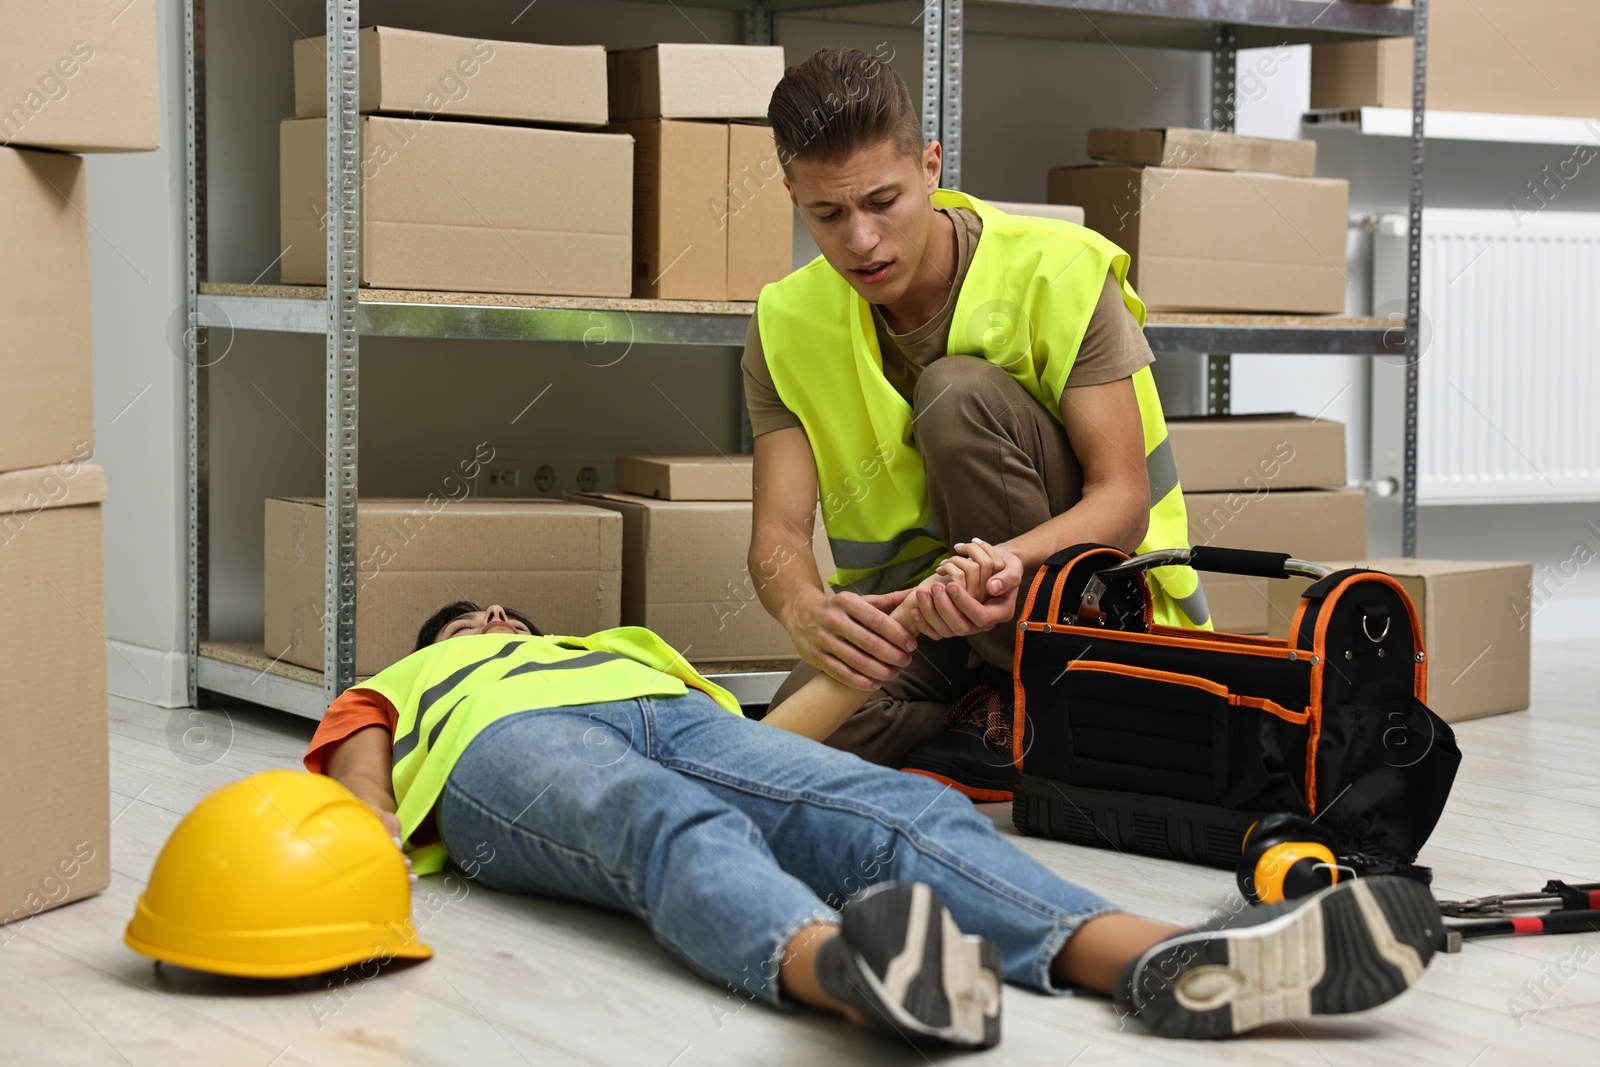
left=1372, top=207, right=1600, bottom=504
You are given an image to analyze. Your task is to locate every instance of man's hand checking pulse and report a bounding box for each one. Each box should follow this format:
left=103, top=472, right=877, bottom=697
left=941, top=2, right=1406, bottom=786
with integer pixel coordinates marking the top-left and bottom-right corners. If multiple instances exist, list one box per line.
left=785, top=587, right=919, bottom=692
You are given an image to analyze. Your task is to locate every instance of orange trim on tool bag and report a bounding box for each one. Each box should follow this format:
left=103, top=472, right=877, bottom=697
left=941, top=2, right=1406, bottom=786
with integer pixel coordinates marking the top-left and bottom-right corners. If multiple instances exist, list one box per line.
left=1021, top=623, right=1304, bottom=662
left=1063, top=659, right=1230, bottom=698
left=1289, top=594, right=1313, bottom=654
left=1230, top=694, right=1311, bottom=725
left=1012, top=576, right=1039, bottom=770
left=899, top=768, right=1015, bottom=803
left=1019, top=558, right=1052, bottom=628
left=1064, top=662, right=1309, bottom=725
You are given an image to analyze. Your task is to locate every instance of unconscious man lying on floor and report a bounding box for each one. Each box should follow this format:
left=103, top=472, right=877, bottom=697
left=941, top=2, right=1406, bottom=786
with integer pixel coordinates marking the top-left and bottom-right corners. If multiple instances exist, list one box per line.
left=304, top=544, right=1445, bottom=1047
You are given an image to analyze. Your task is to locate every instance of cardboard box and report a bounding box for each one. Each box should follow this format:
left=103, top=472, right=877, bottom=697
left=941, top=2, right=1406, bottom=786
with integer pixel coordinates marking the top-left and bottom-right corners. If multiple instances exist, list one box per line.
left=1048, top=165, right=1349, bottom=314
left=608, top=44, right=785, bottom=121
left=1, top=0, right=158, bottom=152
left=620, top=120, right=793, bottom=300
left=988, top=201, right=1086, bottom=226
left=264, top=497, right=623, bottom=677
left=1166, top=414, right=1347, bottom=493
left=293, top=27, right=608, bottom=128
left=615, top=454, right=754, bottom=500
left=1311, top=1, right=1600, bottom=118
left=1185, top=487, right=1368, bottom=634
left=1088, top=128, right=1316, bottom=178
left=280, top=116, right=632, bottom=296
left=569, top=492, right=833, bottom=662
left=1267, top=559, right=1532, bottom=723
left=0, top=463, right=110, bottom=927
left=617, top=119, right=729, bottom=299
left=1, top=147, right=94, bottom=475
left=726, top=123, right=793, bottom=301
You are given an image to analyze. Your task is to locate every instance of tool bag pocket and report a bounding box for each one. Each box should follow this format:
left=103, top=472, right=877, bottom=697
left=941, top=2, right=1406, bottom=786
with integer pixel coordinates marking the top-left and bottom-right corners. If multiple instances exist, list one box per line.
left=1028, top=661, right=1312, bottom=816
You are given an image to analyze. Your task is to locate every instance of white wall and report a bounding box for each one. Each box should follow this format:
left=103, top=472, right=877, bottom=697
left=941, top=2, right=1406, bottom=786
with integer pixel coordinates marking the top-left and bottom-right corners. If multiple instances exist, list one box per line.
left=96, top=4, right=1600, bottom=705
left=86, top=0, right=189, bottom=706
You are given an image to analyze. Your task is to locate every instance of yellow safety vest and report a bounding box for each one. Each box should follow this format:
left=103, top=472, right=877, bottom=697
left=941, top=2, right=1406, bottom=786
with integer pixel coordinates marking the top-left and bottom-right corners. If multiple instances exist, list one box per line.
left=356, top=629, right=742, bottom=875
left=757, top=190, right=1209, bottom=629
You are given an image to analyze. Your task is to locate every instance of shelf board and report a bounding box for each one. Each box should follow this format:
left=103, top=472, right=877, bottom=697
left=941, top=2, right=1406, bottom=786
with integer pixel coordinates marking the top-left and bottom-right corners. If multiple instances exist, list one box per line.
left=1305, top=106, right=1600, bottom=146
left=793, top=0, right=1413, bottom=49
left=197, top=641, right=791, bottom=720
left=197, top=284, right=1397, bottom=354
left=198, top=283, right=754, bottom=346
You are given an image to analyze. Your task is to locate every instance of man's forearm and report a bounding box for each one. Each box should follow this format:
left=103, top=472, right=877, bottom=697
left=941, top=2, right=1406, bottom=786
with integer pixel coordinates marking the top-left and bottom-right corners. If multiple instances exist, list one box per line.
left=750, top=522, right=829, bottom=630
left=999, top=486, right=1148, bottom=569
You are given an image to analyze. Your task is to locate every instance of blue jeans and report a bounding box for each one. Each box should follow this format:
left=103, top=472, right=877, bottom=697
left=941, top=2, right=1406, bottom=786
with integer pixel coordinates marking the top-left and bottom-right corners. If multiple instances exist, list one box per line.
left=435, top=690, right=1116, bottom=1005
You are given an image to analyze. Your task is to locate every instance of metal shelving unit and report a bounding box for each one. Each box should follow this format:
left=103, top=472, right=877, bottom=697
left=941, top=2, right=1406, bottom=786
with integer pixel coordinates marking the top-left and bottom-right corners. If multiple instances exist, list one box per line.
left=184, top=0, right=1428, bottom=716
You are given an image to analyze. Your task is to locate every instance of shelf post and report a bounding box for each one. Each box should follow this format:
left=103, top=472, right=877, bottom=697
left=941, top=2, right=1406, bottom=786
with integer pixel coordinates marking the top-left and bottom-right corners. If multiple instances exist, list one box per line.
left=326, top=0, right=361, bottom=698
left=184, top=0, right=208, bottom=707
left=1205, top=26, right=1238, bottom=416
left=1402, top=0, right=1428, bottom=557
left=921, top=0, right=963, bottom=189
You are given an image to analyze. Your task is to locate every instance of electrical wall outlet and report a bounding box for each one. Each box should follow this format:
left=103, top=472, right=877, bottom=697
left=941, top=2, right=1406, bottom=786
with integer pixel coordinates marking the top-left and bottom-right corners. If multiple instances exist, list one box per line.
left=477, top=447, right=624, bottom=498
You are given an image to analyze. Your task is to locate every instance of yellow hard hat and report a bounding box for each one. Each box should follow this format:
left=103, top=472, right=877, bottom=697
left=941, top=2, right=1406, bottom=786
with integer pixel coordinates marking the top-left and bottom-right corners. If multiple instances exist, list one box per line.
left=125, top=769, right=432, bottom=978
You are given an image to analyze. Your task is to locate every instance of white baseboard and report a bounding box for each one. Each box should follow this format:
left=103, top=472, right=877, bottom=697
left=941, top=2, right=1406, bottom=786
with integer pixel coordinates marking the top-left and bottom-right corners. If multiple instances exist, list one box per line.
left=106, top=640, right=189, bottom=708
left=1530, top=596, right=1600, bottom=642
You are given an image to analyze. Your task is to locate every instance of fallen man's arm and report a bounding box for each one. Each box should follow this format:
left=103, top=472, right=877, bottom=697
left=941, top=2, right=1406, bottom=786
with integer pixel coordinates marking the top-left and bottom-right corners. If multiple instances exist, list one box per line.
left=760, top=541, right=999, bottom=741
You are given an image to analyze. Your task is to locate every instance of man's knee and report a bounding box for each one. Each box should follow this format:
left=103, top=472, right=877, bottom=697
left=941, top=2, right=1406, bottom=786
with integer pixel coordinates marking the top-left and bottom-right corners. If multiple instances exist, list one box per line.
left=913, top=356, right=1032, bottom=451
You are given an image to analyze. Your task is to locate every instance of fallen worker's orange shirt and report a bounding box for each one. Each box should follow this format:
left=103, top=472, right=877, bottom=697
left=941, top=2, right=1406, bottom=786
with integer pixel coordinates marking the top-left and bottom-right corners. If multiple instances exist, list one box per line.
left=302, top=687, right=398, bottom=775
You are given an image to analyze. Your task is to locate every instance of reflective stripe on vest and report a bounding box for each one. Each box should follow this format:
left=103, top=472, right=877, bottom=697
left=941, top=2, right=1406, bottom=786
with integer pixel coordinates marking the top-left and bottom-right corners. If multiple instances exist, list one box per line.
left=758, top=191, right=1209, bottom=629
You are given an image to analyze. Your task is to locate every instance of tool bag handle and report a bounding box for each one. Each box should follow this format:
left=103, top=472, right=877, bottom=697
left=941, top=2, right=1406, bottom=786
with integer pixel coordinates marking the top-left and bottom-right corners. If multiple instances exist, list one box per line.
left=1074, top=547, right=1331, bottom=626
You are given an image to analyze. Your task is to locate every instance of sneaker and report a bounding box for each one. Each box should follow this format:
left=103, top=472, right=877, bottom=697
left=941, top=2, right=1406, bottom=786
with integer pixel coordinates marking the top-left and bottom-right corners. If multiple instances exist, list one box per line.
left=1115, top=875, right=1444, bottom=1039
left=901, top=675, right=1016, bottom=802
left=817, top=882, right=1003, bottom=1048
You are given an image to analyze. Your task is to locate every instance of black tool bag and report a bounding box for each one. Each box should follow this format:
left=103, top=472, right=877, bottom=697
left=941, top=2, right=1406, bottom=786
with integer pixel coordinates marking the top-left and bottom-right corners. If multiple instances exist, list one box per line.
left=1009, top=544, right=1461, bottom=868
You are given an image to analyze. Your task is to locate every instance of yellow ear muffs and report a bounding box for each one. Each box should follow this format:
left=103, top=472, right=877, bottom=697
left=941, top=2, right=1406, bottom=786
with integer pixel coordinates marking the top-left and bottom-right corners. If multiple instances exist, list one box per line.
left=1237, top=813, right=1341, bottom=906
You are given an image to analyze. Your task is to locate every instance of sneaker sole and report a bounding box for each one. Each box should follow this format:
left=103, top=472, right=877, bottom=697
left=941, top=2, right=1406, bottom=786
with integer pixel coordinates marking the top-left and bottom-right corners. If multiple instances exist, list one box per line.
left=836, top=883, right=1003, bottom=1048
left=1129, top=876, right=1442, bottom=1039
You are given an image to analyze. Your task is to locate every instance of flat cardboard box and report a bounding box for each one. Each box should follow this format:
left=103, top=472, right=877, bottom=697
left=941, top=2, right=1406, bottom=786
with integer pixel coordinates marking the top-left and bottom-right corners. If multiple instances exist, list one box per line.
left=988, top=201, right=1086, bottom=226
left=1185, top=487, right=1368, bottom=635
left=280, top=116, right=632, bottom=297
left=1088, top=128, right=1316, bottom=178
left=616, top=119, right=729, bottom=299
left=569, top=492, right=834, bottom=662
left=1267, top=559, right=1532, bottom=723
left=1, top=147, right=94, bottom=474
left=1, top=0, right=158, bottom=152
left=0, top=463, right=110, bottom=927
left=1311, top=1, right=1600, bottom=118
left=294, top=27, right=608, bottom=127
left=1166, top=414, right=1347, bottom=493
left=1049, top=165, right=1349, bottom=314
left=615, top=454, right=754, bottom=500
left=264, top=497, right=623, bottom=677
left=608, top=44, right=785, bottom=121
left=726, top=123, right=793, bottom=301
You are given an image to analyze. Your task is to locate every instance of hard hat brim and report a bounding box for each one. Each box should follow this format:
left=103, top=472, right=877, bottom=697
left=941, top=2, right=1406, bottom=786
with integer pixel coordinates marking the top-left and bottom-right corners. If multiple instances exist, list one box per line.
left=124, top=921, right=432, bottom=980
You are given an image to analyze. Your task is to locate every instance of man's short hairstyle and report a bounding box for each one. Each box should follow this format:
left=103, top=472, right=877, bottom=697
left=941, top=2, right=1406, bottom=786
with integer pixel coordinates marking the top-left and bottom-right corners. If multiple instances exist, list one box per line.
left=414, top=601, right=541, bottom=651
left=767, top=47, right=923, bottom=171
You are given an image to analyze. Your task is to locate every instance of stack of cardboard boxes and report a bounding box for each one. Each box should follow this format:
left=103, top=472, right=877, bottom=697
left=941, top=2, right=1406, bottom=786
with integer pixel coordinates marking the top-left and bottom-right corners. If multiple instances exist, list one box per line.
left=281, top=26, right=629, bottom=296
left=609, top=44, right=791, bottom=301
left=1312, top=0, right=1600, bottom=119
left=571, top=455, right=832, bottom=662
left=1048, top=128, right=1350, bottom=314
left=280, top=31, right=794, bottom=302
left=1, top=3, right=159, bottom=927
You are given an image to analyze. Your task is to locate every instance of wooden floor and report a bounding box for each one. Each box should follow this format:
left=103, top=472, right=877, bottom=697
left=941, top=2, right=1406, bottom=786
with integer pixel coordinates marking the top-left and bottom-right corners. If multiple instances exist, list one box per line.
left=6, top=643, right=1600, bottom=1065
